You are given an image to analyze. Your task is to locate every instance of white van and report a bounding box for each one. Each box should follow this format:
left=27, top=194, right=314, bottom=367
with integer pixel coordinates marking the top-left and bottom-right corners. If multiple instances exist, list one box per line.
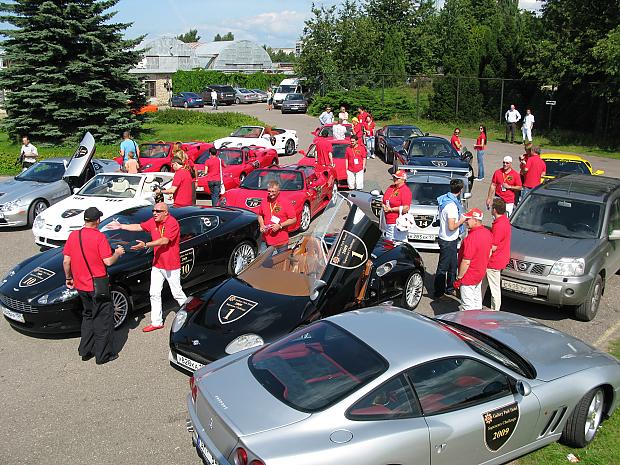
left=273, top=78, right=303, bottom=108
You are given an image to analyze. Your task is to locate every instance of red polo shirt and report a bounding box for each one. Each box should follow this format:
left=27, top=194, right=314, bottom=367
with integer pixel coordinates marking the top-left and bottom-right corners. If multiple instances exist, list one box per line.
left=259, top=198, right=296, bottom=246
left=171, top=168, right=194, bottom=207
left=450, top=135, right=462, bottom=152
left=458, top=225, right=493, bottom=286
left=487, top=215, right=511, bottom=270
left=314, top=138, right=333, bottom=166
left=491, top=168, right=522, bottom=204
left=523, top=155, right=546, bottom=188
left=383, top=184, right=412, bottom=224
left=204, top=156, right=222, bottom=182
left=64, top=228, right=112, bottom=292
left=363, top=120, right=375, bottom=136
left=345, top=145, right=366, bottom=173
left=353, top=122, right=364, bottom=140
left=140, top=215, right=181, bottom=270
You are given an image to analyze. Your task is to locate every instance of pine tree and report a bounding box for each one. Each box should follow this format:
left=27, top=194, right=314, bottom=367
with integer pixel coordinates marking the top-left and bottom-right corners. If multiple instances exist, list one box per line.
left=177, top=29, right=201, bottom=43
left=0, top=0, right=147, bottom=144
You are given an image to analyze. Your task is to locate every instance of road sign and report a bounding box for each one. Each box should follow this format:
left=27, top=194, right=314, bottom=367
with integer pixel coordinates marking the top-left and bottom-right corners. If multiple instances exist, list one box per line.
left=546, top=100, right=557, bottom=106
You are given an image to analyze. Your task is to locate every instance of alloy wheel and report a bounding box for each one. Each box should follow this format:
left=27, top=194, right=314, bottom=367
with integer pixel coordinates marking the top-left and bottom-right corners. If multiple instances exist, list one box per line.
left=584, top=390, right=604, bottom=442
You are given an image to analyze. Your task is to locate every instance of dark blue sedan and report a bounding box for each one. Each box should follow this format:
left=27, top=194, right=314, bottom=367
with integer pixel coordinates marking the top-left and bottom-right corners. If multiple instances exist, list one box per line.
left=170, top=92, right=204, bottom=108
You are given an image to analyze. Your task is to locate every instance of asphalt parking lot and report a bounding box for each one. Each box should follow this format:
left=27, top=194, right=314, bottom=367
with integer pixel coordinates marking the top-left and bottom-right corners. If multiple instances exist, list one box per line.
left=0, top=104, right=619, bottom=465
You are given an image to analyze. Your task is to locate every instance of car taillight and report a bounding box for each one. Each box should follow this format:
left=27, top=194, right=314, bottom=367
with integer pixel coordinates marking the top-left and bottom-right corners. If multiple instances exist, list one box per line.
left=189, top=375, right=197, bottom=402
left=234, top=448, right=247, bottom=465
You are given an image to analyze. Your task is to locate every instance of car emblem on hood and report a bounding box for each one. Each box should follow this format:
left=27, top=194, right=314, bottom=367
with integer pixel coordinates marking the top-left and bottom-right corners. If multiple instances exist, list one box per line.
left=218, top=295, right=258, bottom=324
left=19, top=267, right=55, bottom=288
left=432, top=160, right=448, bottom=167
left=61, top=208, right=84, bottom=218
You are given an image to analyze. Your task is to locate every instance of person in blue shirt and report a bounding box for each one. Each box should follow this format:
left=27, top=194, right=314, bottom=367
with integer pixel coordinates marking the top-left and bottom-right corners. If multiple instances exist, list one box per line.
left=119, top=131, right=140, bottom=163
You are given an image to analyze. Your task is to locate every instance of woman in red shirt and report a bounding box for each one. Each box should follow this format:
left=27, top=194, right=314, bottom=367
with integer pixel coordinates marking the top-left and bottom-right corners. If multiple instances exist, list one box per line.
left=474, top=125, right=486, bottom=180
left=363, top=115, right=376, bottom=159
left=382, top=170, right=412, bottom=242
left=450, top=127, right=462, bottom=154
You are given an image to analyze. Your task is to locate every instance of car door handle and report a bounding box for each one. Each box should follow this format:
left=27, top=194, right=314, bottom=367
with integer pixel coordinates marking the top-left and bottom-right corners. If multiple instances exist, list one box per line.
left=434, top=443, right=447, bottom=453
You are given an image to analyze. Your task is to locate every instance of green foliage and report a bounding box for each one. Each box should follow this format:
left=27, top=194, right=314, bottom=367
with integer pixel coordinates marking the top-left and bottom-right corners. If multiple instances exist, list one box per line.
left=176, top=29, right=200, bottom=43
left=0, top=0, right=147, bottom=145
left=214, top=32, right=234, bottom=41
left=149, top=109, right=265, bottom=128
left=263, top=46, right=297, bottom=63
left=172, top=70, right=287, bottom=93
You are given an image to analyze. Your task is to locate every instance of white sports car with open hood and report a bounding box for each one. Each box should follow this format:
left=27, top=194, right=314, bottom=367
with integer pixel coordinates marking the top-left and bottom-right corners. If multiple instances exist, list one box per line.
left=213, top=126, right=298, bottom=156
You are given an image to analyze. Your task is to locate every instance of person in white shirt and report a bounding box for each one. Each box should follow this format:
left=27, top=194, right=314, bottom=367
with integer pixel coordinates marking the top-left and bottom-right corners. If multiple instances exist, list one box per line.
left=522, top=109, right=535, bottom=142
left=318, top=107, right=333, bottom=126
left=210, top=89, right=218, bottom=110
left=19, top=136, right=38, bottom=170
left=338, top=106, right=349, bottom=124
left=504, top=104, right=521, bottom=143
left=332, top=118, right=347, bottom=140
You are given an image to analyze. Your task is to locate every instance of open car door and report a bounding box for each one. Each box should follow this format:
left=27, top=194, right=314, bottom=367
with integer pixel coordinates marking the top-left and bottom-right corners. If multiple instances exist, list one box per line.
left=62, top=132, right=96, bottom=189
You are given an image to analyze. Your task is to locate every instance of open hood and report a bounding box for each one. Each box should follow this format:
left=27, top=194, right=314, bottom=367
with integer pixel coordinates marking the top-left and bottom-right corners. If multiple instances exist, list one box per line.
left=63, top=132, right=96, bottom=180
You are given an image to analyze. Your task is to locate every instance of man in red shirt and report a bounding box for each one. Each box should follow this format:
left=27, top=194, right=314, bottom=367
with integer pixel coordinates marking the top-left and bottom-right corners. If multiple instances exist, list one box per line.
left=455, top=208, right=493, bottom=310
left=357, top=106, right=368, bottom=123
left=450, top=127, right=462, bottom=154
left=522, top=146, right=546, bottom=199
left=158, top=156, right=194, bottom=207
left=345, top=135, right=366, bottom=190
left=203, top=147, right=225, bottom=205
left=258, top=181, right=297, bottom=252
left=486, top=155, right=522, bottom=216
left=363, top=115, right=376, bottom=159
left=314, top=136, right=334, bottom=168
left=382, top=170, right=412, bottom=242
left=107, top=202, right=186, bottom=332
left=63, top=207, right=125, bottom=364
left=485, top=198, right=511, bottom=311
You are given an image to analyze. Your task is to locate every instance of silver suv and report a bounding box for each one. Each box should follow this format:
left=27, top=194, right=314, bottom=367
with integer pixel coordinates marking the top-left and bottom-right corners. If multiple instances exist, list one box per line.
left=502, top=174, right=620, bottom=321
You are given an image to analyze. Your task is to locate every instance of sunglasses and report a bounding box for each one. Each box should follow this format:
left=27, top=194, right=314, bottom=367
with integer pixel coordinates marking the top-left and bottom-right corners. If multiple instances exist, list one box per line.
left=502, top=162, right=511, bottom=165
left=152, top=209, right=165, bottom=213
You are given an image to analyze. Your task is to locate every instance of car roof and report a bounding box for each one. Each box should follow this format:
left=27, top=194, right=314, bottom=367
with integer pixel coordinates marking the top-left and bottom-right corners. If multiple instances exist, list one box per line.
left=541, top=153, right=588, bottom=162
left=537, top=174, right=620, bottom=201
left=329, top=307, right=474, bottom=369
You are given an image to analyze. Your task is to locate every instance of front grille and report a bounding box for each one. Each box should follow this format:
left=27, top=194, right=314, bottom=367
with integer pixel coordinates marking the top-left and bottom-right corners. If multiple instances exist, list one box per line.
left=506, top=259, right=548, bottom=275
left=0, top=294, right=38, bottom=313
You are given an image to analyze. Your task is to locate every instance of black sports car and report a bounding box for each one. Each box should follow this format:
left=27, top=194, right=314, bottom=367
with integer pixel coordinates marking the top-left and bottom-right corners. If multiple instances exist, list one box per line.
left=392, top=136, right=474, bottom=189
left=374, top=124, right=425, bottom=164
left=169, top=193, right=426, bottom=373
left=0, top=205, right=260, bottom=335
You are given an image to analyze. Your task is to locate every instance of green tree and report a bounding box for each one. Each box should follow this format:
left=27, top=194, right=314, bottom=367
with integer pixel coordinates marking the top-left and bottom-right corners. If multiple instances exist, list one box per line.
left=380, top=27, right=406, bottom=86
left=0, top=0, right=146, bottom=144
left=214, top=32, right=234, bottom=41
left=176, top=29, right=201, bottom=43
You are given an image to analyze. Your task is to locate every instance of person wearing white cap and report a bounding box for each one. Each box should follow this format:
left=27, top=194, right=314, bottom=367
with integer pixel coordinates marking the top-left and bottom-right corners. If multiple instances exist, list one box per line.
left=382, top=170, right=411, bottom=241
left=455, top=208, right=493, bottom=311
left=486, top=155, right=522, bottom=216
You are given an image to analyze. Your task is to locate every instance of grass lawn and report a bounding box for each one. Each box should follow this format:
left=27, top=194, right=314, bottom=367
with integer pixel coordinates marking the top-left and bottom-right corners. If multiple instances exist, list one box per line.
left=518, top=339, right=620, bottom=465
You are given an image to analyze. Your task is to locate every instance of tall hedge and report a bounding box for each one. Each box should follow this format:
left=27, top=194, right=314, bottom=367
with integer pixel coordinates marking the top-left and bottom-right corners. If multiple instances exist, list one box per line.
left=172, top=70, right=289, bottom=92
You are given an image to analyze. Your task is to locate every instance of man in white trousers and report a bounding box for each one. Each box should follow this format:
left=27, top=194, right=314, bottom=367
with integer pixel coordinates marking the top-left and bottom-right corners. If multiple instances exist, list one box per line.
left=522, top=108, right=535, bottom=143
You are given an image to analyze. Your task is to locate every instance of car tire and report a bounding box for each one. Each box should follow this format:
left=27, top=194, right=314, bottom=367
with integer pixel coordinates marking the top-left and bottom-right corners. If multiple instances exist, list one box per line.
left=572, top=274, right=603, bottom=321
left=160, top=165, right=170, bottom=172
left=228, top=241, right=257, bottom=276
left=285, top=139, right=296, bottom=156
left=399, top=270, right=424, bottom=310
left=299, top=203, right=311, bottom=232
left=560, top=387, right=605, bottom=448
left=28, top=199, right=48, bottom=226
left=235, top=98, right=240, bottom=104
left=111, top=286, right=132, bottom=330
left=183, top=102, right=188, bottom=108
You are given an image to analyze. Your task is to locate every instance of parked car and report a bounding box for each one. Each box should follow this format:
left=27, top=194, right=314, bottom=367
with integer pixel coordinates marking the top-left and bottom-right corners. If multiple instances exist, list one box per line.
left=281, top=93, right=308, bottom=113
left=169, top=92, right=204, bottom=108
left=200, top=85, right=236, bottom=106
left=375, top=124, right=425, bottom=164
left=114, top=141, right=211, bottom=172
left=541, top=153, right=605, bottom=182
left=298, top=139, right=351, bottom=189
left=184, top=308, right=620, bottom=465
left=233, top=88, right=261, bottom=104
left=273, top=78, right=303, bottom=108
left=0, top=142, right=117, bottom=228
left=250, top=89, right=269, bottom=102
left=2, top=205, right=261, bottom=334
left=502, top=174, right=620, bottom=321
left=169, top=193, right=425, bottom=372
left=214, top=126, right=298, bottom=156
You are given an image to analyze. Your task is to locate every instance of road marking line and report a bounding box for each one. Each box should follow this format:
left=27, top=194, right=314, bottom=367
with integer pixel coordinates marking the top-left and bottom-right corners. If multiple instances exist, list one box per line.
left=594, top=318, right=620, bottom=348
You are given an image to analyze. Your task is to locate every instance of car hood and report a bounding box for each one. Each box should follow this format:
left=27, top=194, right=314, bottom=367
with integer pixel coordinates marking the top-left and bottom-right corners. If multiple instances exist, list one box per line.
left=0, top=247, right=66, bottom=299
left=223, top=188, right=266, bottom=213
left=404, top=157, right=469, bottom=169
left=438, top=311, right=618, bottom=381
left=510, top=226, right=600, bottom=263
left=0, top=179, right=57, bottom=202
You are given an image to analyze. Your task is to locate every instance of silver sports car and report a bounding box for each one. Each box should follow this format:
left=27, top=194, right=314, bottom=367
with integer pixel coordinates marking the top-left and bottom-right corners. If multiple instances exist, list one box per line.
left=186, top=308, right=619, bottom=465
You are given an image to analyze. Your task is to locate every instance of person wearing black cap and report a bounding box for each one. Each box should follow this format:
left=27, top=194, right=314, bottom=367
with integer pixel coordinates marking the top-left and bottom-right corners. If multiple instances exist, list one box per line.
left=63, top=207, right=125, bottom=364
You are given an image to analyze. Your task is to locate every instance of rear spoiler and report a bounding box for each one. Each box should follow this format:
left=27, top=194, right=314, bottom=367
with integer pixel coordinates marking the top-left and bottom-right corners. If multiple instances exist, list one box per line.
left=397, top=164, right=470, bottom=177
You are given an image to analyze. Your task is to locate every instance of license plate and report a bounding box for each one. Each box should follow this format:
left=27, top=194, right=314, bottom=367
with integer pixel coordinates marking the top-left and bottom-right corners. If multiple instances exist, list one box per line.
left=501, top=280, right=538, bottom=296
left=408, top=233, right=435, bottom=241
left=2, top=305, right=25, bottom=323
left=176, top=353, right=203, bottom=371
left=0, top=213, right=4, bottom=219
left=197, top=437, right=219, bottom=465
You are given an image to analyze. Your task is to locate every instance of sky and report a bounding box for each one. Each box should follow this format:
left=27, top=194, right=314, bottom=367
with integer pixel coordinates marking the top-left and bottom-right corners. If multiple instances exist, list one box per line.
left=112, top=0, right=543, bottom=48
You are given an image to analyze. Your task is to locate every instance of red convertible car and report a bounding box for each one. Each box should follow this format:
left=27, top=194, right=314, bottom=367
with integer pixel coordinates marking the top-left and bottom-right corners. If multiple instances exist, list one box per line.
left=194, top=146, right=278, bottom=195
left=298, top=138, right=351, bottom=189
left=114, top=141, right=211, bottom=172
left=219, top=164, right=337, bottom=232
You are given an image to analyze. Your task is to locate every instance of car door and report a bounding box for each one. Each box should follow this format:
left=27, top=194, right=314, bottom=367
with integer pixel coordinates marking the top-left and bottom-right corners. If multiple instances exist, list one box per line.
left=376, top=127, right=387, bottom=156
left=605, top=196, right=620, bottom=273
left=178, top=216, right=213, bottom=288
left=408, top=357, right=541, bottom=465
left=305, top=173, right=323, bottom=213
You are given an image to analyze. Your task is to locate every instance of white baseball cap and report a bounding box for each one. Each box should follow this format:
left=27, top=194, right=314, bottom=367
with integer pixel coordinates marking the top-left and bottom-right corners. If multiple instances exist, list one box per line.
left=503, top=156, right=513, bottom=163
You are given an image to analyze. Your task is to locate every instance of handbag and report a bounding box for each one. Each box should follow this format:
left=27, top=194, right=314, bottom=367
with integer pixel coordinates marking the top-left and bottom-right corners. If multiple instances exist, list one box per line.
left=79, top=230, right=110, bottom=299
left=219, top=158, right=226, bottom=194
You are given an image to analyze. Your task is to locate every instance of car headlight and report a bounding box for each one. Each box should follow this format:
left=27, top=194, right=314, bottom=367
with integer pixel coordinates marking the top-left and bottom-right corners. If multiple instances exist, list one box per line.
left=33, top=214, right=45, bottom=229
left=2, top=268, right=18, bottom=284
left=225, top=334, right=264, bottom=354
left=1, top=200, right=22, bottom=212
left=550, top=258, right=585, bottom=277
left=37, top=287, right=79, bottom=305
left=172, top=309, right=188, bottom=333
left=376, top=260, right=397, bottom=277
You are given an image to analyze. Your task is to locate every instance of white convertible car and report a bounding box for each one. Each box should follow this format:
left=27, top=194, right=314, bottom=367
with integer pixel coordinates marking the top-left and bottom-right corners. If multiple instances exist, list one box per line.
left=213, top=126, right=298, bottom=156
left=32, top=172, right=174, bottom=248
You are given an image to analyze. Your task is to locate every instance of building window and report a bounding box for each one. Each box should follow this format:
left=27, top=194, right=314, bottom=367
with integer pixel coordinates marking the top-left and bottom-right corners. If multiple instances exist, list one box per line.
left=145, top=81, right=156, bottom=99
left=146, top=56, right=159, bottom=69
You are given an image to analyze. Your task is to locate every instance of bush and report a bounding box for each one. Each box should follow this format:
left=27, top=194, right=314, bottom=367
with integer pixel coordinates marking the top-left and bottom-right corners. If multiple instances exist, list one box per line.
left=172, top=70, right=289, bottom=92
left=149, top=109, right=265, bottom=128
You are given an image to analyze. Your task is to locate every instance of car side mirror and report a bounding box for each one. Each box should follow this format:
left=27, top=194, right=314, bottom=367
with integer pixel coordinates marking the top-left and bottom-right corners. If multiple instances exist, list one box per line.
left=424, top=132, right=430, bottom=136
left=298, top=149, right=306, bottom=156
left=463, top=192, right=472, bottom=199
left=370, top=189, right=382, bottom=197
left=609, top=229, right=620, bottom=241
left=594, top=170, right=605, bottom=175
left=515, top=380, right=531, bottom=397
left=310, top=280, right=327, bottom=301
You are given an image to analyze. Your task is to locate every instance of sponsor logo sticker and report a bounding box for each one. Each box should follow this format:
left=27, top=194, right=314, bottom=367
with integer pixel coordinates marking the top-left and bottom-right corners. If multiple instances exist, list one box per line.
left=19, top=267, right=55, bottom=288
left=218, top=295, right=258, bottom=324
left=180, top=248, right=195, bottom=279
left=329, top=230, right=368, bottom=269
left=482, top=402, right=519, bottom=452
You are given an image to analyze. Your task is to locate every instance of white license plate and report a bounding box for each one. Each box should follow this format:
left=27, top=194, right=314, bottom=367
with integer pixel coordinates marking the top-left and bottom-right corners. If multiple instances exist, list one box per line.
left=0, top=213, right=4, bottom=219
left=197, top=437, right=219, bottom=465
left=2, top=305, right=25, bottom=323
left=501, top=280, right=538, bottom=296
left=176, top=353, right=203, bottom=371
left=408, top=233, right=435, bottom=241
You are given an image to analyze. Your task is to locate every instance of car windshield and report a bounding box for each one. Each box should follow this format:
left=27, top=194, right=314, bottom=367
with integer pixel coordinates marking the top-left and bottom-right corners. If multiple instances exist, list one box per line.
left=511, top=193, right=603, bottom=239
left=240, top=169, right=304, bottom=191
left=15, top=161, right=66, bottom=183
left=140, top=143, right=170, bottom=159
left=318, top=125, right=353, bottom=138
left=388, top=127, right=423, bottom=138
left=409, top=181, right=453, bottom=206
left=407, top=140, right=456, bottom=159
left=331, top=144, right=347, bottom=159
left=218, top=150, right=243, bottom=166
left=232, top=127, right=263, bottom=138
left=78, top=174, right=141, bottom=198
left=100, top=215, right=150, bottom=251
left=285, top=94, right=304, bottom=101
left=278, top=85, right=297, bottom=93
left=183, top=92, right=200, bottom=98
left=544, top=160, right=590, bottom=176
left=249, top=320, right=388, bottom=412
left=238, top=89, right=251, bottom=93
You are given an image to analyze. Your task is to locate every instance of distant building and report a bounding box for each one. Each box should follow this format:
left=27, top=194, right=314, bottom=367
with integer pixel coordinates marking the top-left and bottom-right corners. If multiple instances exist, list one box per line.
left=270, top=47, right=295, bottom=55
left=295, top=41, right=303, bottom=58
left=195, top=40, right=273, bottom=72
